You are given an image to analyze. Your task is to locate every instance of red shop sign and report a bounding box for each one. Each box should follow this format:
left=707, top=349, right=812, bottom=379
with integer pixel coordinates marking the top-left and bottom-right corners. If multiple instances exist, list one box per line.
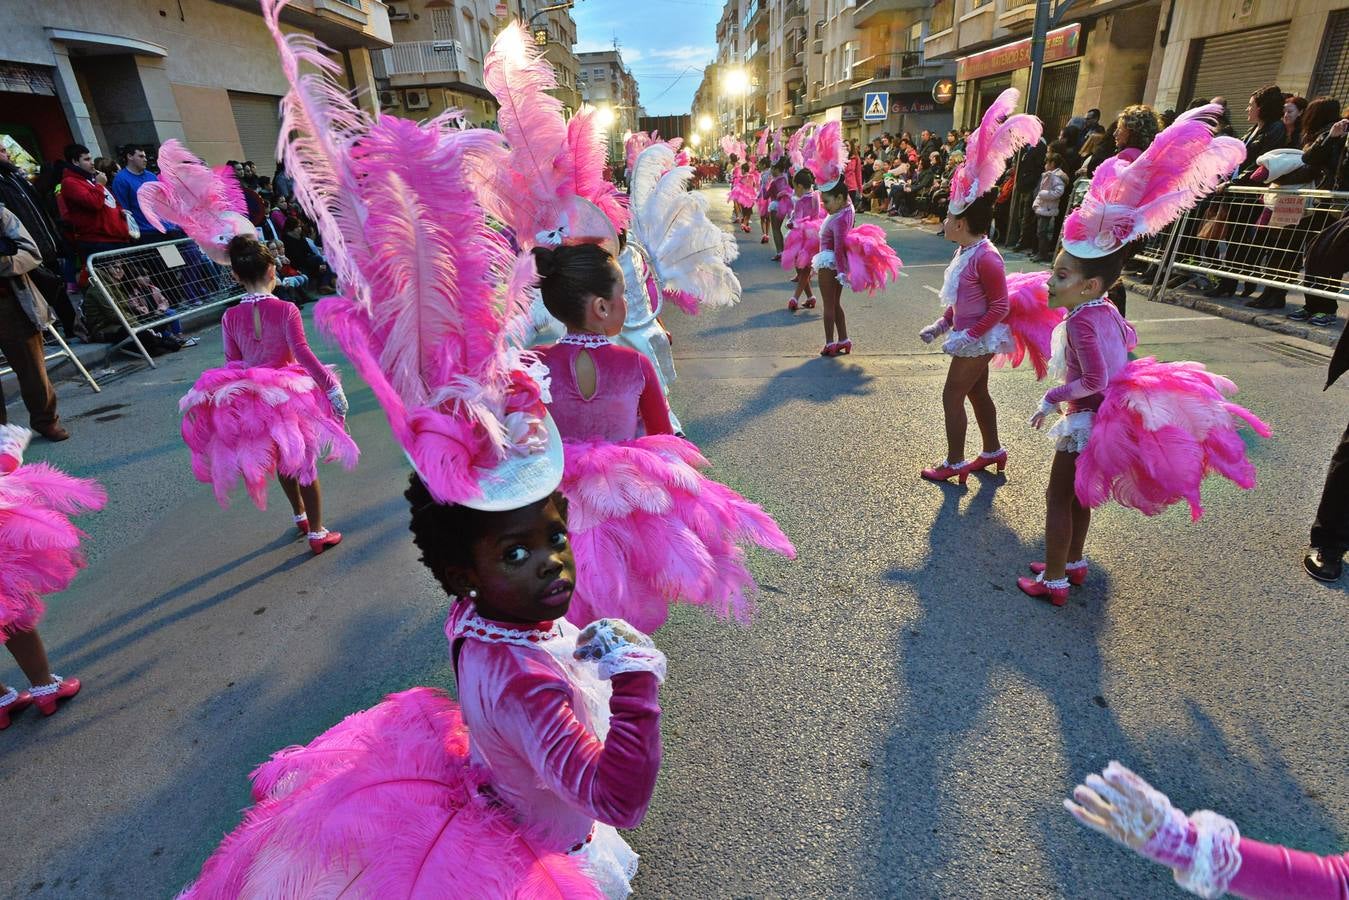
left=956, top=23, right=1082, bottom=82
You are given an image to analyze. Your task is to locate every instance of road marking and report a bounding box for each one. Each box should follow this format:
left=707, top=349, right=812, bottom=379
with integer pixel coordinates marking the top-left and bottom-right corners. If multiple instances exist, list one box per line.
left=924, top=285, right=941, bottom=295
left=895, top=263, right=954, bottom=269
left=1131, top=316, right=1220, bottom=324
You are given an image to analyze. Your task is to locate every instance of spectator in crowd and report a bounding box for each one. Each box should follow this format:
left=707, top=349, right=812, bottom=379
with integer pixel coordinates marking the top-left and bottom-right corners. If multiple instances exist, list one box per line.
left=878, top=134, right=896, bottom=163
left=111, top=145, right=171, bottom=241
left=1031, top=150, right=1068, bottom=262
left=918, top=129, right=941, bottom=159
left=1009, top=135, right=1047, bottom=252
left=1303, top=323, right=1349, bottom=581
left=844, top=140, right=863, bottom=207
left=1160, top=108, right=1179, bottom=127
left=93, top=156, right=119, bottom=185
left=0, top=207, right=67, bottom=441
left=926, top=151, right=959, bottom=227
left=1102, top=105, right=1163, bottom=313
left=1283, top=94, right=1308, bottom=150
left=0, top=145, right=83, bottom=340
left=943, top=130, right=961, bottom=158
left=1287, top=103, right=1347, bottom=325
left=269, top=196, right=290, bottom=235
left=886, top=162, right=914, bottom=216
left=911, top=154, right=939, bottom=220
left=57, top=144, right=131, bottom=259
left=241, top=160, right=259, bottom=190
left=272, top=161, right=294, bottom=201
left=282, top=216, right=334, bottom=293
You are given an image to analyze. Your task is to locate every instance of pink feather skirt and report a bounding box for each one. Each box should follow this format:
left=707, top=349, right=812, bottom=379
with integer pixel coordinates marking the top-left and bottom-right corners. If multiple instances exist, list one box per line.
left=755, top=196, right=770, bottom=218
left=728, top=180, right=758, bottom=208
left=781, top=216, right=824, bottom=270
left=179, top=363, right=359, bottom=510
left=840, top=225, right=903, bottom=294
left=1072, top=358, right=1272, bottom=521
left=992, top=271, right=1062, bottom=380
left=560, top=435, right=797, bottom=634
left=180, top=687, right=604, bottom=900
left=0, top=463, right=106, bottom=639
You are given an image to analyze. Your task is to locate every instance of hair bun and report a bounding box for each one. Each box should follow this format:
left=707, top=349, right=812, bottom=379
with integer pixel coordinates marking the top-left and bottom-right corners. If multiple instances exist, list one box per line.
left=530, top=245, right=557, bottom=278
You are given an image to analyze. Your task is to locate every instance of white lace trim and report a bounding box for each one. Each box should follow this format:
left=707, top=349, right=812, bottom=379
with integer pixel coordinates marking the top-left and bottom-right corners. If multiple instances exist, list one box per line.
left=1065, top=559, right=1088, bottom=571
left=239, top=292, right=274, bottom=304
left=979, top=448, right=1007, bottom=459
left=451, top=607, right=562, bottom=648
left=938, top=237, right=990, bottom=308
left=0, top=688, right=18, bottom=708
left=597, top=646, right=668, bottom=685
left=559, top=332, right=612, bottom=348
left=573, top=822, right=639, bottom=899
left=946, top=322, right=1016, bottom=357
left=1047, top=297, right=1114, bottom=382
left=1037, top=573, right=1070, bottom=589
left=29, top=675, right=65, bottom=698
left=1048, top=410, right=1095, bottom=453
left=1174, top=811, right=1242, bottom=899
left=293, top=513, right=308, bottom=523
left=811, top=249, right=837, bottom=271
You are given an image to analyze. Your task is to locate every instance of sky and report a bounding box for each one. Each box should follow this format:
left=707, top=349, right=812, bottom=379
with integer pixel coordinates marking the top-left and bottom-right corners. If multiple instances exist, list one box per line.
left=571, top=0, right=722, bottom=116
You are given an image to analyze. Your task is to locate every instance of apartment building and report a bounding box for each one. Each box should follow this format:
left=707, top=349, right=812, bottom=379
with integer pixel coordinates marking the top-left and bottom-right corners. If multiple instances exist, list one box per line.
left=578, top=47, right=641, bottom=139
left=849, top=0, right=958, bottom=142
left=373, top=1, right=579, bottom=127
left=0, top=0, right=391, bottom=168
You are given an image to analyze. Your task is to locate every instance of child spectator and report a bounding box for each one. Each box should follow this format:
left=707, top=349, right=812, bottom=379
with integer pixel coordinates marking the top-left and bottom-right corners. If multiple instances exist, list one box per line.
left=1032, top=151, right=1068, bottom=262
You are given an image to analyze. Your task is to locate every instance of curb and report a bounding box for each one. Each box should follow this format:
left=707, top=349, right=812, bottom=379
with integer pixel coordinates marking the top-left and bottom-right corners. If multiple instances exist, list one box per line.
left=1122, top=279, right=1345, bottom=349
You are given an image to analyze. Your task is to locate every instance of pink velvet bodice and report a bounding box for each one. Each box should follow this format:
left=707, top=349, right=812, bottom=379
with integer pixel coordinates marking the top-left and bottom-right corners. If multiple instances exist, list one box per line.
left=221, top=295, right=337, bottom=394
left=1045, top=300, right=1137, bottom=412
left=450, top=610, right=662, bottom=850
left=819, top=203, right=854, bottom=272
left=789, top=191, right=821, bottom=223
left=538, top=339, right=674, bottom=442
left=1230, top=839, right=1349, bottom=899
left=940, top=241, right=1010, bottom=339
left=769, top=174, right=792, bottom=206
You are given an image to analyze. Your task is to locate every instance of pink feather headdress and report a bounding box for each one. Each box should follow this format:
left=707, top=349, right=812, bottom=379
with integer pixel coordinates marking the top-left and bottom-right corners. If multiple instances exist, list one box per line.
left=263, top=1, right=560, bottom=510
left=755, top=128, right=769, bottom=163
left=719, top=135, right=746, bottom=160
left=1062, top=104, right=1246, bottom=258
left=803, top=121, right=845, bottom=190
left=948, top=88, right=1042, bottom=215
left=786, top=125, right=811, bottom=172
left=474, top=23, right=629, bottom=250
left=136, top=140, right=253, bottom=264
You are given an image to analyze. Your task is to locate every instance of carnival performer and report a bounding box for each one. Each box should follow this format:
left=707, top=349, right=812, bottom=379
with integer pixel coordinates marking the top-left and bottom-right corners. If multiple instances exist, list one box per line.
left=1066, top=761, right=1347, bottom=899
left=811, top=123, right=903, bottom=357
left=729, top=161, right=758, bottom=233
left=615, top=236, right=682, bottom=434
left=139, top=141, right=356, bottom=553
left=782, top=167, right=820, bottom=311
left=767, top=156, right=792, bottom=261
left=755, top=155, right=773, bottom=244
left=917, top=88, right=1042, bottom=481
left=182, top=11, right=666, bottom=896
left=0, top=424, right=104, bottom=727
left=1020, top=104, right=1269, bottom=606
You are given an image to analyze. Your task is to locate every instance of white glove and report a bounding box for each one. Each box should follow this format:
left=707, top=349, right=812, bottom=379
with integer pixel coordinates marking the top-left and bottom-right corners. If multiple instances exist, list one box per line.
left=1030, top=396, right=1058, bottom=430
left=918, top=318, right=948, bottom=344
left=1065, top=762, right=1242, bottom=899
left=942, top=329, right=974, bottom=353
left=573, top=618, right=667, bottom=683
left=0, top=423, right=32, bottom=475
left=327, top=385, right=349, bottom=419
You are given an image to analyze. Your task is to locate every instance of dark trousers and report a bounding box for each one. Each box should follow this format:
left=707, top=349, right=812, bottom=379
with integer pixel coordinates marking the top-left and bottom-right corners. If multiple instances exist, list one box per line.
left=1310, top=419, right=1349, bottom=556
left=0, top=293, right=59, bottom=431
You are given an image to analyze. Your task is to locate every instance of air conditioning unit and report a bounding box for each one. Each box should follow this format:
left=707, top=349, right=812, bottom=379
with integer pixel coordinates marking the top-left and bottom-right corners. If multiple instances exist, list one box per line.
left=387, top=3, right=411, bottom=21
left=814, top=19, right=825, bottom=38
left=378, top=89, right=400, bottom=108
left=812, top=39, right=823, bottom=54
left=404, top=89, right=430, bottom=110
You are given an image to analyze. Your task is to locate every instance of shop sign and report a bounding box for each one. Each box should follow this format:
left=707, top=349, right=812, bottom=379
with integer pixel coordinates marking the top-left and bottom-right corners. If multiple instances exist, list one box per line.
left=889, top=93, right=940, bottom=115
left=956, top=23, right=1082, bottom=82
left=841, top=104, right=861, bottom=121
left=932, top=78, right=956, bottom=105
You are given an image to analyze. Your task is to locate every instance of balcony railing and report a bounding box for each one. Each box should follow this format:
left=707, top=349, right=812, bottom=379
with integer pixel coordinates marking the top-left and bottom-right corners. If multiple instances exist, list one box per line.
left=849, top=50, right=924, bottom=89
left=931, top=0, right=955, bottom=32
left=376, top=40, right=466, bottom=79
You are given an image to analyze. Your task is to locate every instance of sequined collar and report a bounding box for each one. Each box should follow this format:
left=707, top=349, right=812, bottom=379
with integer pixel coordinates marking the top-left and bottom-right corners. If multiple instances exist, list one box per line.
left=559, top=332, right=612, bottom=348
left=239, top=292, right=275, bottom=304
left=451, top=606, right=561, bottom=647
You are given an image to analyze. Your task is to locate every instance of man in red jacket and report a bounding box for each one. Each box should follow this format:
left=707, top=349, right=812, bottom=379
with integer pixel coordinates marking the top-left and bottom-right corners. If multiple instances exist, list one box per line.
left=56, top=144, right=129, bottom=259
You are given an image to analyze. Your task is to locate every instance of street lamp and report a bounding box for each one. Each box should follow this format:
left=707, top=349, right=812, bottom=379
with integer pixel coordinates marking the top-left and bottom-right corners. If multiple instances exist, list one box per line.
left=594, top=105, right=617, bottom=129
left=690, top=132, right=702, bottom=148
left=721, top=67, right=750, bottom=138
left=697, top=113, right=713, bottom=133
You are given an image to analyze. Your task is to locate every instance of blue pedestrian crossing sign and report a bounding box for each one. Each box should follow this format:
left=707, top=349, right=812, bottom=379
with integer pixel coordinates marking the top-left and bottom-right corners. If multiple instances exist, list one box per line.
left=863, top=91, right=889, bottom=122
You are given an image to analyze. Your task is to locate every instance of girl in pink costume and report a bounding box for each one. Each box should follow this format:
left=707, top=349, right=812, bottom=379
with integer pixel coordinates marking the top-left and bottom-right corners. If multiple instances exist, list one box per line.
left=180, top=236, right=356, bottom=554
left=1067, top=761, right=1347, bottom=899
left=812, top=180, right=903, bottom=358
left=917, top=88, right=1042, bottom=483
left=766, top=157, right=793, bottom=261
left=729, top=162, right=758, bottom=233
left=0, top=424, right=105, bottom=728
left=755, top=156, right=773, bottom=244
left=782, top=167, right=821, bottom=312
left=1021, top=105, right=1268, bottom=606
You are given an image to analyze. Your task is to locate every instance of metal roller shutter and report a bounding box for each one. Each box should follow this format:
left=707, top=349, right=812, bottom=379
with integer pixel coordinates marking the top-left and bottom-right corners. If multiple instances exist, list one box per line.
left=1182, top=22, right=1289, bottom=108
left=1311, top=9, right=1349, bottom=101
left=228, top=91, right=283, bottom=170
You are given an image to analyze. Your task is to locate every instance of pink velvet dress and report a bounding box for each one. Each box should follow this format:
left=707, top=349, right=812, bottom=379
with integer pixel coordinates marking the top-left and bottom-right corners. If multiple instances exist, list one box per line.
left=450, top=603, right=662, bottom=896
left=538, top=335, right=675, bottom=443
left=1227, top=840, right=1349, bottom=898
left=767, top=174, right=792, bottom=217
left=938, top=238, right=1015, bottom=357
left=814, top=202, right=854, bottom=275
left=1043, top=297, right=1137, bottom=453
left=179, top=292, right=358, bottom=509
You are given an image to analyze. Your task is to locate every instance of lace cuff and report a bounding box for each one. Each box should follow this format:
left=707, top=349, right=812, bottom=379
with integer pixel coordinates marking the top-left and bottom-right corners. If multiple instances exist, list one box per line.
left=598, top=646, right=668, bottom=684
left=1173, top=811, right=1241, bottom=899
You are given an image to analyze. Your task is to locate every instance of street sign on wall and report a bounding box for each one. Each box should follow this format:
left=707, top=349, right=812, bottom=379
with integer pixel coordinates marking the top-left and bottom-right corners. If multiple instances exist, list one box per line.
left=862, top=91, right=889, bottom=122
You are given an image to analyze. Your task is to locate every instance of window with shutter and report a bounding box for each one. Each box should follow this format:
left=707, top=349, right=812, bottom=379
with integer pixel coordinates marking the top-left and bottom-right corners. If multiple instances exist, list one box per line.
left=1180, top=22, right=1290, bottom=109
left=228, top=91, right=282, bottom=171
left=1311, top=9, right=1349, bottom=101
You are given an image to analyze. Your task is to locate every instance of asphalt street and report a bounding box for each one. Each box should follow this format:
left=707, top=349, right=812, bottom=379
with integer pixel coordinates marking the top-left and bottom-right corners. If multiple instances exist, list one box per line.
left=3, top=189, right=1346, bottom=899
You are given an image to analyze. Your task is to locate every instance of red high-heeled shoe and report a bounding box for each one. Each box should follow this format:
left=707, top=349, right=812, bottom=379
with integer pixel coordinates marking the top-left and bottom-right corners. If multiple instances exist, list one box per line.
left=309, top=530, right=343, bottom=555
left=787, top=298, right=800, bottom=312
left=1029, top=561, right=1088, bottom=586
left=920, top=460, right=969, bottom=482
left=835, top=339, right=852, bottom=355
left=802, top=297, right=816, bottom=309
left=741, top=223, right=751, bottom=233
left=30, top=676, right=80, bottom=716
left=820, top=342, right=840, bottom=357
left=1018, top=575, right=1069, bottom=607
left=760, top=235, right=769, bottom=244
left=0, top=689, right=32, bottom=729
left=964, top=449, right=1008, bottom=477
left=294, top=513, right=309, bottom=535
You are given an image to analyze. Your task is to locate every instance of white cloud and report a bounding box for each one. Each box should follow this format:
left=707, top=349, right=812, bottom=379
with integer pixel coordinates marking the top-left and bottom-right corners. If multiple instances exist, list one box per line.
left=647, top=45, right=714, bottom=65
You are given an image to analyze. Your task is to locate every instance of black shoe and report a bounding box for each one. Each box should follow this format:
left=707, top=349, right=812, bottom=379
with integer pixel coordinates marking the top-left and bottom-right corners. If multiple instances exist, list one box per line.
left=1204, top=281, right=1235, bottom=298
left=1246, top=296, right=1286, bottom=310
left=1239, top=282, right=1259, bottom=297
left=1303, top=547, right=1343, bottom=582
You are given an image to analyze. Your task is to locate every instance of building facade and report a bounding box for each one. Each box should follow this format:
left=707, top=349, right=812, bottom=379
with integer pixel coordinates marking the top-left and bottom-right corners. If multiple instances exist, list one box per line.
left=849, top=0, right=958, bottom=142
left=578, top=47, right=641, bottom=146
left=0, top=0, right=391, bottom=168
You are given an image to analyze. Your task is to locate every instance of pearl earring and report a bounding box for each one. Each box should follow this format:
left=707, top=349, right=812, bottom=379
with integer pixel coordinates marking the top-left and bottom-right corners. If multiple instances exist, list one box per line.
left=468, top=589, right=478, bottom=599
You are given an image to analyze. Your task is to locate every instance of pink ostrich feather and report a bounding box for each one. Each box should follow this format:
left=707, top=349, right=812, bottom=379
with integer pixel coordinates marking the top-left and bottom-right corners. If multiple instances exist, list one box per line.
left=842, top=224, right=902, bottom=294
left=136, top=140, right=253, bottom=263
left=786, top=124, right=812, bottom=171
left=1063, top=104, right=1247, bottom=254
left=1075, top=357, right=1272, bottom=520
left=805, top=120, right=845, bottom=186
left=755, top=128, right=769, bottom=163
left=561, top=434, right=795, bottom=633
left=181, top=688, right=601, bottom=900
left=949, top=88, right=1042, bottom=212
left=993, top=271, right=1062, bottom=379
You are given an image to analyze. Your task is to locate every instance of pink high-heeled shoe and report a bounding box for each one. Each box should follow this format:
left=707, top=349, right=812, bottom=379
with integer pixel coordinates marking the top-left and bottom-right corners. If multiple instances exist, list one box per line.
left=820, top=342, right=840, bottom=357
left=294, top=513, right=309, bottom=535
left=760, top=235, right=769, bottom=244
left=964, top=449, right=1008, bottom=477
left=920, top=460, right=970, bottom=482
left=802, top=297, right=816, bottom=309
left=0, top=689, right=32, bottom=729
left=1029, top=561, right=1089, bottom=586
left=309, top=530, right=343, bottom=555
left=787, top=298, right=800, bottom=312
left=31, top=676, right=80, bottom=717
left=1018, top=574, right=1069, bottom=607
left=835, top=339, right=852, bottom=355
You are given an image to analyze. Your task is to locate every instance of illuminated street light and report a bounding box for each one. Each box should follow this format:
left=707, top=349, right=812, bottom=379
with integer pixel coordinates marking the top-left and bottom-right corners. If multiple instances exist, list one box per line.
left=690, top=132, right=702, bottom=147
left=697, top=113, right=713, bottom=132
left=720, top=67, right=750, bottom=137
left=594, top=105, right=616, bottom=129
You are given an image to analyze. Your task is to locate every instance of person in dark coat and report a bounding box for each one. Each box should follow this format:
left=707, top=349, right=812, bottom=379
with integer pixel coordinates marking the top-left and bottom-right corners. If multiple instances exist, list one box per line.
left=1304, top=323, right=1349, bottom=582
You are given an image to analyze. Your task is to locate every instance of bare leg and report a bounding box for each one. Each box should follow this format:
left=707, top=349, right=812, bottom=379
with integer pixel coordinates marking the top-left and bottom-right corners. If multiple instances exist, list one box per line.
left=799, top=268, right=814, bottom=299
left=834, top=290, right=848, bottom=341
left=277, top=474, right=305, bottom=517
left=298, top=478, right=323, bottom=533
left=965, top=359, right=1001, bottom=453
left=820, top=270, right=840, bottom=343
left=760, top=215, right=769, bottom=236
left=1067, top=488, right=1092, bottom=564
left=942, top=357, right=990, bottom=463
left=6, top=628, right=54, bottom=686
left=1043, top=450, right=1079, bottom=580
left=791, top=267, right=806, bottom=300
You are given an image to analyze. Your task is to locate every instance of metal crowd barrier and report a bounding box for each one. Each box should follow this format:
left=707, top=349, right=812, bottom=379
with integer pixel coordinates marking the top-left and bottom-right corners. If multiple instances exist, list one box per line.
left=0, top=321, right=101, bottom=393
left=85, top=238, right=242, bottom=368
left=1138, top=184, right=1349, bottom=305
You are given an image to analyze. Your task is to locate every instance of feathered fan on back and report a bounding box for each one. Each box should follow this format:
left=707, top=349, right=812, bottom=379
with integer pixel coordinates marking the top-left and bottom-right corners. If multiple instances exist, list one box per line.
left=804, top=120, right=845, bottom=188
left=949, top=88, right=1042, bottom=214
left=135, top=139, right=254, bottom=264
